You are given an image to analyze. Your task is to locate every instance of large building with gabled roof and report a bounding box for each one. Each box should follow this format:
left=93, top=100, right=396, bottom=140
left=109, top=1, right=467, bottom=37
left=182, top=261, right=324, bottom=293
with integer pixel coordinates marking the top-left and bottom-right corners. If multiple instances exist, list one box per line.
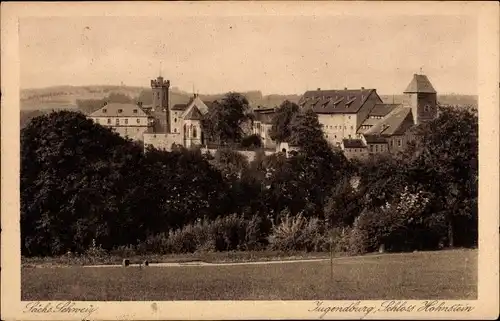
left=89, top=102, right=155, bottom=141
left=296, top=73, right=438, bottom=159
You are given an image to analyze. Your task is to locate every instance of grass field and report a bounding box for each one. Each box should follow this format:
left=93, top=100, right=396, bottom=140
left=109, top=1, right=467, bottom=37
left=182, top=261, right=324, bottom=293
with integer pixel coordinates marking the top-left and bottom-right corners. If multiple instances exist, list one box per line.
left=22, top=249, right=477, bottom=301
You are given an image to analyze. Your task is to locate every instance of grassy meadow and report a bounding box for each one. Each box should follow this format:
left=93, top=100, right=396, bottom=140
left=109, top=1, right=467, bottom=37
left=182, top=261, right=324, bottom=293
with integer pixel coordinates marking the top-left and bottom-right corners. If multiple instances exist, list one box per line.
left=22, top=249, right=477, bottom=301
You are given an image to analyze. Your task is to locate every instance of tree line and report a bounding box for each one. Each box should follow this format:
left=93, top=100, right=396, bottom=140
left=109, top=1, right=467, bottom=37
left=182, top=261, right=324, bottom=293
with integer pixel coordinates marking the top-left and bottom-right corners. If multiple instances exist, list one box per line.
left=21, top=94, right=478, bottom=256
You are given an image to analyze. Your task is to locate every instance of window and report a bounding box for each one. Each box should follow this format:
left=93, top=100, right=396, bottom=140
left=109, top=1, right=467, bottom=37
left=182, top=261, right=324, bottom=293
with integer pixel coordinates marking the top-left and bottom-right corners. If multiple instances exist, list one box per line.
left=133, top=109, right=138, bottom=114
left=118, top=109, right=123, bottom=113
left=424, top=105, right=430, bottom=112
left=398, top=139, right=402, bottom=147
left=348, top=134, right=351, bottom=138
left=174, top=118, right=177, bottom=123
left=103, top=109, right=107, bottom=113
left=334, top=135, right=337, bottom=139
left=136, top=119, right=140, bottom=124
left=350, top=126, right=353, bottom=130
left=116, top=118, right=120, bottom=125
left=137, top=128, right=139, bottom=132
left=375, top=145, right=378, bottom=152
left=370, top=145, right=373, bottom=152
left=348, top=116, right=351, bottom=119
left=390, top=140, right=394, bottom=147
left=125, top=119, right=128, bottom=125
left=174, top=128, right=177, bottom=133
left=344, top=126, right=347, bottom=129
left=107, top=118, right=111, bottom=124
left=95, top=118, right=99, bottom=124
left=335, top=126, right=337, bottom=129
left=193, top=127, right=197, bottom=138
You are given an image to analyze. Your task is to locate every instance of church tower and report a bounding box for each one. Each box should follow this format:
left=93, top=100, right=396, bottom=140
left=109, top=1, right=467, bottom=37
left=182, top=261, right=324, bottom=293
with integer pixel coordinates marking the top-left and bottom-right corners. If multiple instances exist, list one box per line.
left=151, top=76, right=171, bottom=133
left=402, top=74, right=438, bottom=125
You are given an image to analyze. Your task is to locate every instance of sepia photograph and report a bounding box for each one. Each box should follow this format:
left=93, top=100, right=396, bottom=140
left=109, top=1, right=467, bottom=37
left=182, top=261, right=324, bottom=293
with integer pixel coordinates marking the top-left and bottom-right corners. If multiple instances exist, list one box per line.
left=1, top=1, right=498, bottom=320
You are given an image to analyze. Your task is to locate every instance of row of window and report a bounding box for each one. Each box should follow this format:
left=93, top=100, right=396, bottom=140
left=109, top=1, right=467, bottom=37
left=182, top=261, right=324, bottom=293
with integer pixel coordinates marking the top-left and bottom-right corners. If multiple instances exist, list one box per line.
left=368, top=139, right=403, bottom=152
left=347, top=148, right=367, bottom=153
left=94, top=118, right=144, bottom=125
left=101, top=108, right=140, bottom=114
left=323, top=125, right=354, bottom=130
left=325, top=134, right=352, bottom=139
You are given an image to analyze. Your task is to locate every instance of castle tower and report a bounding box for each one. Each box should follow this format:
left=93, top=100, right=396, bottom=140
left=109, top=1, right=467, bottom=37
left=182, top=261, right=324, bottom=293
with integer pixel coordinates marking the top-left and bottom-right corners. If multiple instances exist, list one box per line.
left=402, top=74, right=438, bottom=125
left=151, top=75, right=171, bottom=133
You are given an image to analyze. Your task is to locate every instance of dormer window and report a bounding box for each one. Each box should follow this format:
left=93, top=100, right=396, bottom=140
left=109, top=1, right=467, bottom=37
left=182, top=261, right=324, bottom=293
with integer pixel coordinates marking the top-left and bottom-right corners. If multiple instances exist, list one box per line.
left=103, top=109, right=107, bottom=113
left=133, top=109, right=138, bottom=114
left=118, top=109, right=123, bottom=113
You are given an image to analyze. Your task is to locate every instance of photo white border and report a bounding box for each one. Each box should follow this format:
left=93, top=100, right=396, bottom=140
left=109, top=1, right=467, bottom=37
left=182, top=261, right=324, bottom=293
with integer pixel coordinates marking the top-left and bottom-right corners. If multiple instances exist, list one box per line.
left=2, top=1, right=498, bottom=320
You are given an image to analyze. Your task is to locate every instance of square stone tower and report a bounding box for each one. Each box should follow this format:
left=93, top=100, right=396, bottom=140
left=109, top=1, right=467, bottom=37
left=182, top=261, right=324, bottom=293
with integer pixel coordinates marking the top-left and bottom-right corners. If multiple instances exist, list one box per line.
left=402, top=74, right=438, bottom=125
left=151, top=76, right=171, bottom=133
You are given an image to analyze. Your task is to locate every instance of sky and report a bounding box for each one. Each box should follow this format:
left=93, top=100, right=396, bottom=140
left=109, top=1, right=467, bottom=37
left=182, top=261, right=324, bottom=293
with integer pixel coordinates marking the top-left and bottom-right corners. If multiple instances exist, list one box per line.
left=19, top=14, right=478, bottom=95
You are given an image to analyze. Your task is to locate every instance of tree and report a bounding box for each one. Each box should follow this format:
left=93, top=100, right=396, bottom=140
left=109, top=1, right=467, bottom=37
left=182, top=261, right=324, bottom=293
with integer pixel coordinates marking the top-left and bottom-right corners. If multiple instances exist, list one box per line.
left=288, top=108, right=330, bottom=152
left=410, top=105, right=478, bottom=247
left=201, top=92, right=251, bottom=145
left=21, top=110, right=142, bottom=255
left=268, top=100, right=299, bottom=143
left=21, top=110, right=231, bottom=256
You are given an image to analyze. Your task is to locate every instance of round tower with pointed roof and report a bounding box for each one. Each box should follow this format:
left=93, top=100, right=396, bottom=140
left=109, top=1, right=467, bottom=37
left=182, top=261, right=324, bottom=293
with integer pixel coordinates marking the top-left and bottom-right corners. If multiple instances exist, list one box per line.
left=402, top=74, right=438, bottom=125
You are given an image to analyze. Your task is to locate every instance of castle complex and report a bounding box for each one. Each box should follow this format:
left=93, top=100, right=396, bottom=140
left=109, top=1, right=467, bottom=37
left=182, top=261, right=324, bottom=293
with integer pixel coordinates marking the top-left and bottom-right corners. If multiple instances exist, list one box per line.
left=88, top=73, right=438, bottom=160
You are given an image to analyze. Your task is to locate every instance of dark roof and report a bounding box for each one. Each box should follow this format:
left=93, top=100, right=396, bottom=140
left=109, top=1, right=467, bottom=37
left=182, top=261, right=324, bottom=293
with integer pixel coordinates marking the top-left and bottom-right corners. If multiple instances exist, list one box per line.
left=300, top=89, right=380, bottom=114
left=404, top=74, right=437, bottom=94
left=184, top=106, right=203, bottom=120
left=369, top=103, right=400, bottom=117
left=253, top=107, right=276, bottom=124
left=360, top=118, right=382, bottom=126
left=364, top=106, right=415, bottom=136
left=254, top=107, right=276, bottom=114
left=364, top=135, right=388, bottom=144
left=203, top=101, right=216, bottom=109
left=343, top=139, right=366, bottom=149
left=90, top=103, right=150, bottom=117
left=171, top=104, right=188, bottom=111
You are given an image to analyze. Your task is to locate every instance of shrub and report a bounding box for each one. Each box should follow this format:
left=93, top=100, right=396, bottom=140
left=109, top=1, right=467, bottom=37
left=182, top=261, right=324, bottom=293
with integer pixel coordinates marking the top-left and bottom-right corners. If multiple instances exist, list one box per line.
left=346, top=187, right=432, bottom=254
left=136, top=214, right=267, bottom=254
left=268, top=211, right=328, bottom=252
left=240, top=134, right=263, bottom=149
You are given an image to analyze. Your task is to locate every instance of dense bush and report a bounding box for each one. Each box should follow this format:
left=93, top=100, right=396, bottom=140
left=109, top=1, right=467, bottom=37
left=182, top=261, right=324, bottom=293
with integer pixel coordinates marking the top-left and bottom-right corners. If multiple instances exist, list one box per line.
left=346, top=188, right=445, bottom=254
left=240, top=134, right=263, bottom=149
left=136, top=214, right=268, bottom=254
left=268, top=210, right=329, bottom=252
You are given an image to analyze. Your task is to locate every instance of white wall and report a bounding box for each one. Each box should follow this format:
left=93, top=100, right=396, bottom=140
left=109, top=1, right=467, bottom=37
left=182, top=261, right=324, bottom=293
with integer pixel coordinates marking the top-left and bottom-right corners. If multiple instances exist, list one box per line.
left=317, top=113, right=358, bottom=146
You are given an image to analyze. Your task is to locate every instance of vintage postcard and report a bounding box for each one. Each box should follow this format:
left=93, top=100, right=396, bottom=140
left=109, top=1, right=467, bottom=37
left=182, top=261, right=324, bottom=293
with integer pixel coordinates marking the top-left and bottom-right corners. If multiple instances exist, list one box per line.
left=1, top=1, right=499, bottom=320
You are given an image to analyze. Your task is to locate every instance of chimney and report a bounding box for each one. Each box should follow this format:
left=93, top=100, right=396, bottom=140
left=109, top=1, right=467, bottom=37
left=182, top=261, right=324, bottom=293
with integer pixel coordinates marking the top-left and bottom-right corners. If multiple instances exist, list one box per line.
left=137, top=101, right=143, bottom=108
left=361, top=87, right=365, bottom=90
